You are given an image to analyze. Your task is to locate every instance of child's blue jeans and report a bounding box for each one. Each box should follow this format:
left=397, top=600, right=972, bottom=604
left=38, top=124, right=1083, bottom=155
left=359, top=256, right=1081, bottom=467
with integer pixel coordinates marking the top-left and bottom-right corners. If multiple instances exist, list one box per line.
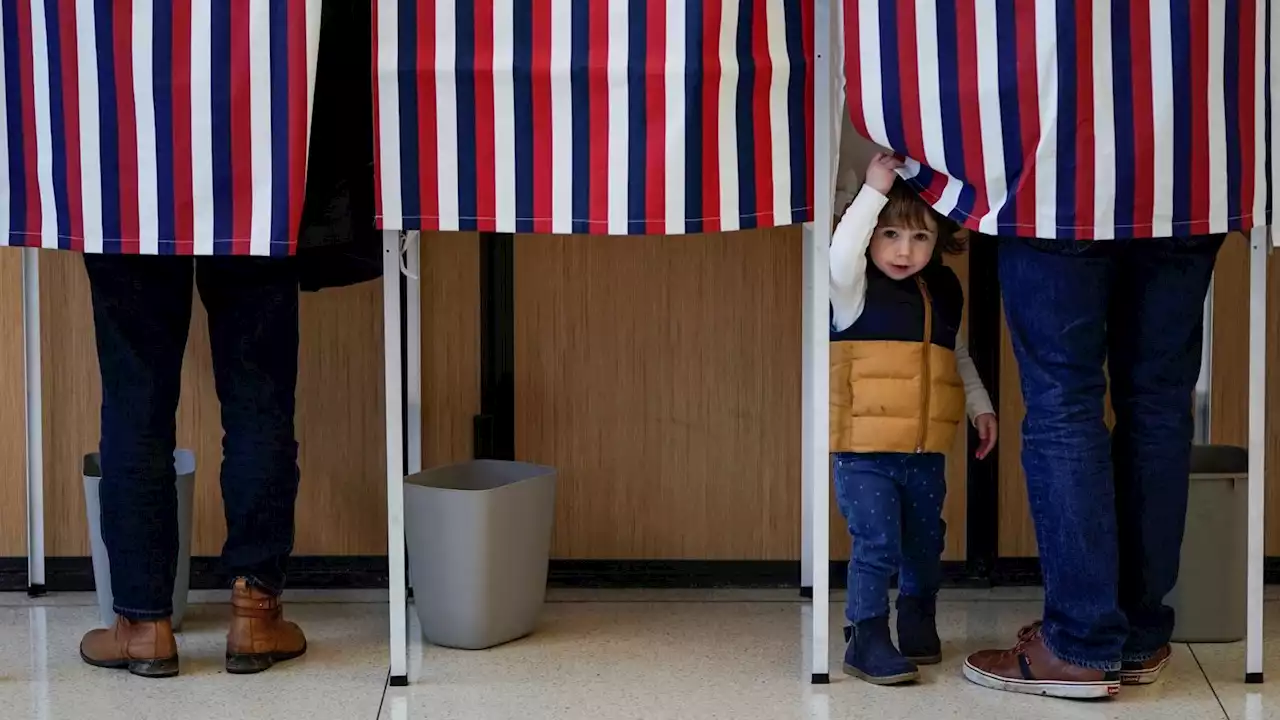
left=833, top=452, right=947, bottom=624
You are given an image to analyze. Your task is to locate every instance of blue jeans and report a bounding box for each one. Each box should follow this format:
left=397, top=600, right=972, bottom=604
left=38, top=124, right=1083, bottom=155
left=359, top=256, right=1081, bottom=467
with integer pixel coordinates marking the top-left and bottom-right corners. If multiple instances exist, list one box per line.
left=999, top=235, right=1223, bottom=671
left=84, top=255, right=301, bottom=620
left=834, top=452, right=947, bottom=624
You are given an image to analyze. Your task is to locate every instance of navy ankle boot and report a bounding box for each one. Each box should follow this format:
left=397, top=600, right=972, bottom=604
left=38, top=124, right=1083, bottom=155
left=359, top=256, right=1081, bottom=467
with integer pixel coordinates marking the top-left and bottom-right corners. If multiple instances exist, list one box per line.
left=843, top=617, right=919, bottom=685
left=896, top=595, right=941, bottom=665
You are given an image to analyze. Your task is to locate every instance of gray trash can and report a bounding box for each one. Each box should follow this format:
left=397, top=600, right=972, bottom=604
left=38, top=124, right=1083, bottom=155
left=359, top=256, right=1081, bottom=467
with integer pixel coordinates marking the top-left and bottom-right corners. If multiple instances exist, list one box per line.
left=1168, top=444, right=1248, bottom=643
left=84, top=451, right=196, bottom=630
left=404, top=460, right=557, bottom=650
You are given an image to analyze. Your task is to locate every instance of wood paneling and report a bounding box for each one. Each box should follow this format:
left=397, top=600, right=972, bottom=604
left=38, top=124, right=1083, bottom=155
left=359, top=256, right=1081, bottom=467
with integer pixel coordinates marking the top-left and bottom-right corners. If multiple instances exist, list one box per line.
left=514, top=231, right=970, bottom=561
left=419, top=233, right=481, bottom=468
left=0, top=250, right=27, bottom=556
left=514, top=230, right=803, bottom=559
left=1207, top=234, right=1280, bottom=554
left=35, top=251, right=388, bottom=557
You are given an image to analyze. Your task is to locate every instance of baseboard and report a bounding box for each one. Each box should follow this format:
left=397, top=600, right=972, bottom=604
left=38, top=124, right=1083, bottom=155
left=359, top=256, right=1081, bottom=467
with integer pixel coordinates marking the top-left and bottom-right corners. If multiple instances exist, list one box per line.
left=2, top=556, right=1276, bottom=592
left=0, top=556, right=389, bottom=592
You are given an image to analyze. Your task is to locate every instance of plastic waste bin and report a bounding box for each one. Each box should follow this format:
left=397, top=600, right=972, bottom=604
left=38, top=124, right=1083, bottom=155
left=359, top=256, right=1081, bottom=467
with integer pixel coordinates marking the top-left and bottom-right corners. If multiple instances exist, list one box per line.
left=1168, top=444, right=1248, bottom=643
left=84, top=451, right=196, bottom=630
left=404, top=460, right=557, bottom=650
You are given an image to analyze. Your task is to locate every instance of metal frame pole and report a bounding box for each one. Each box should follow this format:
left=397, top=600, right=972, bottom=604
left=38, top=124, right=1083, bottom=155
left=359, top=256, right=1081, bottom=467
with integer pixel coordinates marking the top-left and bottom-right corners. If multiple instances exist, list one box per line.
left=806, top=0, right=838, bottom=685
left=23, top=248, right=45, bottom=596
left=384, top=230, right=410, bottom=686
left=1246, top=226, right=1268, bottom=683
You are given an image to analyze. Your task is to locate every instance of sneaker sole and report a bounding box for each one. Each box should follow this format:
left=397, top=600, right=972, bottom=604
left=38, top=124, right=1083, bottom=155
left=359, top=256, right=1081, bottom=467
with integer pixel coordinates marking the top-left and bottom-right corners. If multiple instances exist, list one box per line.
left=963, top=660, right=1119, bottom=700
left=1120, top=657, right=1170, bottom=686
left=843, top=663, right=920, bottom=686
left=80, top=650, right=179, bottom=679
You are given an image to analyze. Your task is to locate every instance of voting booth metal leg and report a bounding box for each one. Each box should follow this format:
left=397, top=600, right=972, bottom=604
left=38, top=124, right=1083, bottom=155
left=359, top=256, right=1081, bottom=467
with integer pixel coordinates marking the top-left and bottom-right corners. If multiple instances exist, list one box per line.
left=405, top=233, right=423, bottom=600
left=384, top=231, right=410, bottom=686
left=1247, top=227, right=1267, bottom=684
left=23, top=248, right=45, bottom=597
left=807, top=0, right=838, bottom=686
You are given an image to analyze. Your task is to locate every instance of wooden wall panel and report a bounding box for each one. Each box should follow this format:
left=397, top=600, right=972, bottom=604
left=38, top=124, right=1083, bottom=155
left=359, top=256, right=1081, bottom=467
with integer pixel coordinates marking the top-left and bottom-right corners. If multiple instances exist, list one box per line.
left=36, top=251, right=388, bottom=557
left=419, top=233, right=481, bottom=468
left=514, top=229, right=803, bottom=560
left=1206, top=234, right=1280, bottom=554
left=0, top=250, right=27, bottom=556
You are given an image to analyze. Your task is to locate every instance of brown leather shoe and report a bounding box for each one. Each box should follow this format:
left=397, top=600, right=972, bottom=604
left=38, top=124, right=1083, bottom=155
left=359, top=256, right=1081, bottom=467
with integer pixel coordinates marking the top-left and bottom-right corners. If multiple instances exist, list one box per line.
left=1121, top=645, right=1172, bottom=685
left=226, top=578, right=308, bottom=674
left=963, top=622, right=1120, bottom=699
left=80, top=616, right=179, bottom=678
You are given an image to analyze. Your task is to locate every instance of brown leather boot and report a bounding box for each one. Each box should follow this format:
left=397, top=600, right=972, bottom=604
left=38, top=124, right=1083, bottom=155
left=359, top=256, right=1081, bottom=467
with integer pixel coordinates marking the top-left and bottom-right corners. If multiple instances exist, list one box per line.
left=226, top=578, right=307, bottom=674
left=80, top=616, right=179, bottom=678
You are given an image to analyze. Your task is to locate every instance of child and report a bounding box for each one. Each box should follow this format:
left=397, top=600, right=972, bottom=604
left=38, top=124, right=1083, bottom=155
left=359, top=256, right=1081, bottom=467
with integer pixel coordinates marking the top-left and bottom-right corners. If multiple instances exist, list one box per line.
left=830, top=153, right=998, bottom=686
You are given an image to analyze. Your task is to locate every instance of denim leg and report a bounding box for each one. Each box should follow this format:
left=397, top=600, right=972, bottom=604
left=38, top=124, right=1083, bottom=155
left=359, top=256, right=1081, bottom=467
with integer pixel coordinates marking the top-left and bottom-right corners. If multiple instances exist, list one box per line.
left=897, top=453, right=947, bottom=599
left=834, top=453, right=903, bottom=624
left=998, top=238, right=1127, bottom=672
left=1109, top=235, right=1223, bottom=661
left=84, top=255, right=194, bottom=620
left=196, top=258, right=300, bottom=594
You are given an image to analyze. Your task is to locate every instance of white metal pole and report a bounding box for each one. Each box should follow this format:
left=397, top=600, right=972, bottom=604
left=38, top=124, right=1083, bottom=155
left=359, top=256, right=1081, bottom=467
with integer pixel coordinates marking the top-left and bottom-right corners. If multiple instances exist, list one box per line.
left=1246, top=226, right=1267, bottom=683
left=807, top=0, right=838, bottom=685
left=405, top=234, right=422, bottom=596
left=406, top=232, right=423, bottom=477
left=22, top=248, right=45, bottom=596
left=384, top=230, right=410, bottom=686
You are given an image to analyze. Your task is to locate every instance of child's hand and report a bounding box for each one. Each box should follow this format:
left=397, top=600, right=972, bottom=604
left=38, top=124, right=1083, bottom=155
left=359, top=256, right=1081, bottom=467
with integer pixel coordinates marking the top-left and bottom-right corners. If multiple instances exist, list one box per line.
left=974, top=413, right=998, bottom=460
left=865, top=152, right=904, bottom=195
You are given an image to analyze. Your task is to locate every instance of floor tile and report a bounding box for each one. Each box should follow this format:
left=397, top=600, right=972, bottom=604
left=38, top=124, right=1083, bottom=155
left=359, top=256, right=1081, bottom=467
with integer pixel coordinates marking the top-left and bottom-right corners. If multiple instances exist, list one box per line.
left=0, top=599, right=389, bottom=720
left=380, top=594, right=1224, bottom=720
left=1192, top=604, right=1280, bottom=720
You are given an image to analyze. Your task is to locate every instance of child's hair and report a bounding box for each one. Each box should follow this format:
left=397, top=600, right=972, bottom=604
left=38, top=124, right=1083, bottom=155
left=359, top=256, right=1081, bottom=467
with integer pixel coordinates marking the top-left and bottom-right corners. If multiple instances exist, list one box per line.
left=878, top=180, right=967, bottom=257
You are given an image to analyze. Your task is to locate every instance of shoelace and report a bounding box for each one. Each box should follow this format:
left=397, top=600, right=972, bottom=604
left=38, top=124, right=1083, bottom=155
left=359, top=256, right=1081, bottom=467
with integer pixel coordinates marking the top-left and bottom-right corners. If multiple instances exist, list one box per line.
left=1012, top=621, right=1044, bottom=656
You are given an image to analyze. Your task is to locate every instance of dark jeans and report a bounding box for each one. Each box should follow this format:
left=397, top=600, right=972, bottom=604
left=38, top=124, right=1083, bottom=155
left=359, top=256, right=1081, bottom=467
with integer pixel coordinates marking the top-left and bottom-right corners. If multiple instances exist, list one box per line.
left=998, top=235, right=1223, bottom=671
left=84, top=255, right=301, bottom=620
left=833, top=452, right=948, bottom=624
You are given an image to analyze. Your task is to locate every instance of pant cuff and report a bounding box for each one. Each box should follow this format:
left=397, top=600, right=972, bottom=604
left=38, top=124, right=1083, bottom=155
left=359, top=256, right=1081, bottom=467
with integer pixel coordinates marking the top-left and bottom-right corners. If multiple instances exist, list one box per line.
left=112, top=604, right=173, bottom=621
left=234, top=574, right=283, bottom=596
left=1040, top=631, right=1121, bottom=673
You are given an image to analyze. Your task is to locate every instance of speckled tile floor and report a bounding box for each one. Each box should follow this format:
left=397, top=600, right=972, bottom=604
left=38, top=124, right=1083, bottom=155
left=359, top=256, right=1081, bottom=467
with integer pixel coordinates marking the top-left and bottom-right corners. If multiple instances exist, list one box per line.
left=0, top=588, right=1275, bottom=720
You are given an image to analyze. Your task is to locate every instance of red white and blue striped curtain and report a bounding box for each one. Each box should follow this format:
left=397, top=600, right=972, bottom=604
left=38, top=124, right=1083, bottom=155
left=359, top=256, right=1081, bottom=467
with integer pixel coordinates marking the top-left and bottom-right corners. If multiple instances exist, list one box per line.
left=0, top=1, right=321, bottom=256
left=844, top=0, right=1279, bottom=241
left=374, top=0, right=814, bottom=235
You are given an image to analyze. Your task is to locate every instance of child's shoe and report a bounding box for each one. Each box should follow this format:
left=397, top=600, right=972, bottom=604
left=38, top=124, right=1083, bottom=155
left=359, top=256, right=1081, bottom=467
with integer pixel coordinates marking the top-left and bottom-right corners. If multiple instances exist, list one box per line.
left=896, top=594, right=942, bottom=665
left=843, top=617, right=920, bottom=685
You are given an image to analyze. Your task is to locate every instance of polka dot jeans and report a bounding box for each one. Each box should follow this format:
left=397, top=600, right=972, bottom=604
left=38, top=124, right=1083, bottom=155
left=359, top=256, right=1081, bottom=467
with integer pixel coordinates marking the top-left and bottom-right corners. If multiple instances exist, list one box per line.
left=833, top=452, right=947, bottom=625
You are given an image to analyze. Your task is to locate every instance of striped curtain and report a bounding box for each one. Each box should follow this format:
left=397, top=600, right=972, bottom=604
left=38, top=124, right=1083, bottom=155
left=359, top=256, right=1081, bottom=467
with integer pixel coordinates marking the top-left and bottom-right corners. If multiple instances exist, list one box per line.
left=0, top=0, right=321, bottom=256
left=374, top=0, right=814, bottom=235
left=845, top=0, right=1278, bottom=241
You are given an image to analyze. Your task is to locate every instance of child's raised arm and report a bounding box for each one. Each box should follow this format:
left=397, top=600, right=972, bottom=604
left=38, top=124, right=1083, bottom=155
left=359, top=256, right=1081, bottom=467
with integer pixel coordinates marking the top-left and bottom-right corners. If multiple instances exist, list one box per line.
left=830, top=153, right=901, bottom=331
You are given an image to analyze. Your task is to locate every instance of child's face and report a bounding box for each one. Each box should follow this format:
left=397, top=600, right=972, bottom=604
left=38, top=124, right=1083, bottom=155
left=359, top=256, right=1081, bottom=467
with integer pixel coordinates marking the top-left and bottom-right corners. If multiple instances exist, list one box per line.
left=869, top=222, right=937, bottom=280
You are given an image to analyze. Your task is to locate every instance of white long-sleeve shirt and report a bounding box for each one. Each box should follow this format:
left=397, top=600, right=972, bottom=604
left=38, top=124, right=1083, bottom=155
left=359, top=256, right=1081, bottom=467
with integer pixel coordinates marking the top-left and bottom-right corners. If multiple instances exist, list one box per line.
left=830, top=185, right=996, bottom=422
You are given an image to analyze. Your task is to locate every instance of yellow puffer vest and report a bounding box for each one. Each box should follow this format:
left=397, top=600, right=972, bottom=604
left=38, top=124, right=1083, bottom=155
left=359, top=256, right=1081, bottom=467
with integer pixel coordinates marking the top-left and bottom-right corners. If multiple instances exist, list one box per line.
left=830, top=272, right=966, bottom=454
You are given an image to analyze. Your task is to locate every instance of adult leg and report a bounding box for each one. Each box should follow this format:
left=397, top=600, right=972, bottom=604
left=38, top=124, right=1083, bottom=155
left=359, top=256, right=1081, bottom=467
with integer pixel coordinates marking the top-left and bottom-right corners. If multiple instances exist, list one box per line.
left=84, top=255, right=194, bottom=618
left=196, top=257, right=301, bottom=591
left=964, top=238, right=1123, bottom=700
left=80, top=255, right=192, bottom=677
left=896, top=453, right=947, bottom=663
left=1110, top=235, right=1223, bottom=669
left=196, top=257, right=305, bottom=674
